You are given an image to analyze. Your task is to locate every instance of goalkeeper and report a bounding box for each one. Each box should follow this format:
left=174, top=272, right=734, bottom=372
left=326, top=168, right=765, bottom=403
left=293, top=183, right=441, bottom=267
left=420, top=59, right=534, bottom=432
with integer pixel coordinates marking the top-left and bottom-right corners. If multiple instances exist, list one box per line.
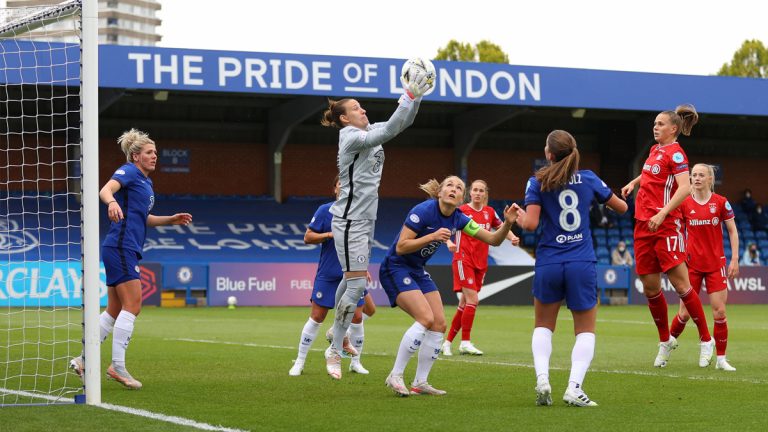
left=318, top=67, right=431, bottom=380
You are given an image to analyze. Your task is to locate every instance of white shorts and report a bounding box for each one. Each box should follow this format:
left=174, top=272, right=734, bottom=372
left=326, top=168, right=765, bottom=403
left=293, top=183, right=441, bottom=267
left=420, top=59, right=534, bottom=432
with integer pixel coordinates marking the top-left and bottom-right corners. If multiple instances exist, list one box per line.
left=332, top=217, right=375, bottom=272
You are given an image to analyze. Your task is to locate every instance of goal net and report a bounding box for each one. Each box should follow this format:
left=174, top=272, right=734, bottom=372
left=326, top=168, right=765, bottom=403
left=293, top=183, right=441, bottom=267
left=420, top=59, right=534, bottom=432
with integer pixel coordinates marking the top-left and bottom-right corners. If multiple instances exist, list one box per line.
left=0, top=0, right=91, bottom=405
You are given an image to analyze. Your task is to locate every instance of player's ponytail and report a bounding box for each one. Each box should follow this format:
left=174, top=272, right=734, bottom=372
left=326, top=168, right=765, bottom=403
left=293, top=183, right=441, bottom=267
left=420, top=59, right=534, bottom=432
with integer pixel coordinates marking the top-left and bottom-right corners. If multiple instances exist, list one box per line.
left=419, top=176, right=465, bottom=200
left=321, top=98, right=350, bottom=128
left=661, top=103, right=699, bottom=137
left=117, top=128, right=154, bottom=163
left=536, top=130, right=580, bottom=192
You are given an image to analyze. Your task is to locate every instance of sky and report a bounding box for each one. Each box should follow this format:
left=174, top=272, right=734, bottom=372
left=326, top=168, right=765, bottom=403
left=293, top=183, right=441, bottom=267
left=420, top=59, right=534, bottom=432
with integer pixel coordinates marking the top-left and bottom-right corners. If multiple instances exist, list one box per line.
left=157, top=0, right=767, bottom=77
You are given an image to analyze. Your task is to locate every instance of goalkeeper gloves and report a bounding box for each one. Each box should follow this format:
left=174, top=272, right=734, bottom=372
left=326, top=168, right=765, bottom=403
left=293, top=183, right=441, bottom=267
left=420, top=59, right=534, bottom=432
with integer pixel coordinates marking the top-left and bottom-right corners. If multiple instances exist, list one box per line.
left=401, top=71, right=432, bottom=100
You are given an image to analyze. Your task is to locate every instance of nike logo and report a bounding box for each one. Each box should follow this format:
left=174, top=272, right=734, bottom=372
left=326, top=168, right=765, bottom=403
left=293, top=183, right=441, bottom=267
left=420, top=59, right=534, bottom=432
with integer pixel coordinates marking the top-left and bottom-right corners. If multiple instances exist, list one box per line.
left=475, top=271, right=536, bottom=302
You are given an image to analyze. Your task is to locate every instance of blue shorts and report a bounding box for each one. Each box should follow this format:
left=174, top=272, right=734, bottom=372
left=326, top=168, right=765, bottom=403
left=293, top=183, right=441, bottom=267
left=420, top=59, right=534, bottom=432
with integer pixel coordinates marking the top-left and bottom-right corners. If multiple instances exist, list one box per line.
left=311, top=277, right=366, bottom=309
left=379, top=258, right=438, bottom=307
left=532, top=261, right=597, bottom=311
left=102, top=246, right=141, bottom=287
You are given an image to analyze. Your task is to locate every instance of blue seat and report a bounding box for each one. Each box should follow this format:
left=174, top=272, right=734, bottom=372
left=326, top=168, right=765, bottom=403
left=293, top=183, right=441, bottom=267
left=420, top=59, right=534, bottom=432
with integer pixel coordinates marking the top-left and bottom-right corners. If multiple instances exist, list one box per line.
left=742, top=230, right=756, bottom=240
left=607, top=228, right=621, bottom=237
left=758, top=239, right=768, bottom=249
left=618, top=218, right=633, bottom=228
left=607, top=236, right=621, bottom=247
left=592, top=228, right=607, bottom=238
left=620, top=228, right=634, bottom=239
left=594, top=236, right=607, bottom=247
left=756, top=230, right=768, bottom=239
left=598, top=257, right=611, bottom=265
left=596, top=247, right=610, bottom=258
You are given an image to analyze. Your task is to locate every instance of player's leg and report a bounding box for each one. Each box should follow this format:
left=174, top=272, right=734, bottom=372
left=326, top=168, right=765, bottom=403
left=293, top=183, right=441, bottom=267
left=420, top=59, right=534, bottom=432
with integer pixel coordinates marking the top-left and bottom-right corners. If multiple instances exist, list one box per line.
left=531, top=263, right=565, bottom=406
left=387, top=290, right=432, bottom=397
left=290, top=284, right=331, bottom=376
left=707, top=271, right=734, bottom=371
left=563, top=262, right=598, bottom=407
left=671, top=269, right=701, bottom=338
left=667, top=263, right=713, bottom=366
left=71, top=285, right=119, bottom=378
left=411, top=279, right=447, bottom=395
left=349, top=300, right=368, bottom=374
left=444, top=260, right=466, bottom=355
left=109, top=277, right=143, bottom=389
left=458, top=284, right=482, bottom=355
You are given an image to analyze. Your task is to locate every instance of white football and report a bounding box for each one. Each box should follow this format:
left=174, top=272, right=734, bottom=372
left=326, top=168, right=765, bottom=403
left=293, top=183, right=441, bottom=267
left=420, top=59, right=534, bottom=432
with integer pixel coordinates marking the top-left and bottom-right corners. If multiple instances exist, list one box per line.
left=227, top=295, right=237, bottom=306
left=401, top=57, right=436, bottom=87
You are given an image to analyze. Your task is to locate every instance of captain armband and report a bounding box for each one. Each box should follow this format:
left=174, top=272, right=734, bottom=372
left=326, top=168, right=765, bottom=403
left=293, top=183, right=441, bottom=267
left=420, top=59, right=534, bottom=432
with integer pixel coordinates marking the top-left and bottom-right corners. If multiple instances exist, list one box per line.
left=463, top=220, right=481, bottom=237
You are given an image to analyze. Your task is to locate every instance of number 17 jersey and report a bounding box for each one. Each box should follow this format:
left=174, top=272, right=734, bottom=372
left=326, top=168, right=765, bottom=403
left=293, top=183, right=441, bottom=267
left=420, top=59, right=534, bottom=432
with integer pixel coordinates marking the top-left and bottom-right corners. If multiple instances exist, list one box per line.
left=524, top=170, right=612, bottom=264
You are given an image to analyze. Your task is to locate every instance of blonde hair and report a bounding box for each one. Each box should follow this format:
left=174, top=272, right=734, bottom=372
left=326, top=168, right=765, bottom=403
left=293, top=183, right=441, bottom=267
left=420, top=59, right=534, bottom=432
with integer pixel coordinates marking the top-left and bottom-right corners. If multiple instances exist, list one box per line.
left=660, top=104, right=699, bottom=137
left=321, top=98, right=351, bottom=128
left=117, top=128, right=155, bottom=162
left=470, top=179, right=489, bottom=206
left=692, top=163, right=716, bottom=192
left=419, top=176, right=465, bottom=199
left=536, top=130, right=580, bottom=192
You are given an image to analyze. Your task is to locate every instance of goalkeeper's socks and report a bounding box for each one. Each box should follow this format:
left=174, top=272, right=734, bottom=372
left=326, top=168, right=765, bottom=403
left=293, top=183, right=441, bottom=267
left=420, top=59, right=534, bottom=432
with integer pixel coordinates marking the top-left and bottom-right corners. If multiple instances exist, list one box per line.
left=392, top=322, right=426, bottom=376
left=297, top=318, right=321, bottom=361
left=112, top=310, right=137, bottom=369
left=532, top=327, right=553, bottom=379
left=568, top=332, right=595, bottom=387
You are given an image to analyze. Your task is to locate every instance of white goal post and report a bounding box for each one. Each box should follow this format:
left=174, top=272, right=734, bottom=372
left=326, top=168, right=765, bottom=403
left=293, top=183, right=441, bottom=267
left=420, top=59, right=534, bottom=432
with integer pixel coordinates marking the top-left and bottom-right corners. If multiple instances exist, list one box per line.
left=0, top=0, right=100, bottom=405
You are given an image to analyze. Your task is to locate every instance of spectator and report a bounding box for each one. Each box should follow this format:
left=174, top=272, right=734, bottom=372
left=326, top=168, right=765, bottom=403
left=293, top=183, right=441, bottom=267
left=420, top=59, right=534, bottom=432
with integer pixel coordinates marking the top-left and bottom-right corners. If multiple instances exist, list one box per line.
left=611, top=240, right=633, bottom=266
left=741, top=242, right=762, bottom=266
left=750, top=204, right=768, bottom=232
left=590, top=200, right=613, bottom=228
left=740, top=188, right=756, bottom=216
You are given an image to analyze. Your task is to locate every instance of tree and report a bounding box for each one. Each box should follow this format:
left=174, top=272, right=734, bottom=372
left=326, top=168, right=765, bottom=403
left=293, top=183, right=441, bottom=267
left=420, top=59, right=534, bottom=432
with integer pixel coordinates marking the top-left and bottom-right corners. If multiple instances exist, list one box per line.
left=435, top=39, right=509, bottom=64
left=717, top=39, right=768, bottom=78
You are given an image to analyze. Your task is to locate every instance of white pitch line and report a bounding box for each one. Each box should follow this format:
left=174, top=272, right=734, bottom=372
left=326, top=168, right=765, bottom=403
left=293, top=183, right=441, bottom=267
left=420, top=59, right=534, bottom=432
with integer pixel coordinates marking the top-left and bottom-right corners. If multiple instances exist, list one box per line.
left=0, top=387, right=248, bottom=432
left=167, top=337, right=767, bottom=385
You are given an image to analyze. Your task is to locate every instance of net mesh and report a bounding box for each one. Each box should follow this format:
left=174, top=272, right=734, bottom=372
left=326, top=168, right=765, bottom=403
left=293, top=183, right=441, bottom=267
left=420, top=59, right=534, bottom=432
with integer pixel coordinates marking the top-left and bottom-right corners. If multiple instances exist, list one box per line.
left=1, top=1, right=83, bottom=405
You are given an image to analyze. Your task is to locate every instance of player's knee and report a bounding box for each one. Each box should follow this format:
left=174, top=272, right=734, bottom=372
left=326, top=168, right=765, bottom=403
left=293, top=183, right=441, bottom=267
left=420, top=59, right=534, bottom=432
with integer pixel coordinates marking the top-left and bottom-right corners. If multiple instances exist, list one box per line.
left=712, top=307, right=726, bottom=320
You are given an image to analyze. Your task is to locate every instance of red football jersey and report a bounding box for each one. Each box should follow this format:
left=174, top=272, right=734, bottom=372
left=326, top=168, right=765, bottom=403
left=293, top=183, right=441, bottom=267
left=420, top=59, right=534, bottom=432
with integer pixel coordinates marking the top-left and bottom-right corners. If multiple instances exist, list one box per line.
left=681, top=193, right=735, bottom=272
left=635, top=143, right=689, bottom=221
left=452, top=204, right=502, bottom=269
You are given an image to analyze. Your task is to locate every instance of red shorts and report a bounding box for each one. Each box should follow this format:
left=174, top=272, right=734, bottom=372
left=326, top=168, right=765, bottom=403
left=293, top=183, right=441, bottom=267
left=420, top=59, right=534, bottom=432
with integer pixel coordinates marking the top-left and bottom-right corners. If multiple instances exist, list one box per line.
left=452, top=260, right=487, bottom=292
left=634, top=218, right=686, bottom=275
left=688, top=258, right=728, bottom=294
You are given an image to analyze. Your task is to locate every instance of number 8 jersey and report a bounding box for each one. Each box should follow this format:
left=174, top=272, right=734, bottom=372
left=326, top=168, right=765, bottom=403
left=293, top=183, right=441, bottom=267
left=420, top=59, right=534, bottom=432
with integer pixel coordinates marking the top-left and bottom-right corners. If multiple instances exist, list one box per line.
left=524, top=170, right=612, bottom=264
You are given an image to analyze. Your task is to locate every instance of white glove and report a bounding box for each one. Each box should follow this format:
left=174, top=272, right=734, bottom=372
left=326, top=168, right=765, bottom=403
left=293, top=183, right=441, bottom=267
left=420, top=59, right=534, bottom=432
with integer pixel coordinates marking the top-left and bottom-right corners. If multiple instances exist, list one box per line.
left=401, top=71, right=431, bottom=99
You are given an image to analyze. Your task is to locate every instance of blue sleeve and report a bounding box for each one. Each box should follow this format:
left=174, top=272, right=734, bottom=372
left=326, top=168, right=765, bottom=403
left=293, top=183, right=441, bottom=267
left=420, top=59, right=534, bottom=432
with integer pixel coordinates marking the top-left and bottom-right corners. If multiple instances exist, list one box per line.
left=587, top=171, right=613, bottom=203
left=308, top=204, right=329, bottom=233
left=403, top=202, right=429, bottom=233
left=456, top=211, right=472, bottom=230
left=524, top=176, right=541, bottom=207
left=111, top=164, right=135, bottom=188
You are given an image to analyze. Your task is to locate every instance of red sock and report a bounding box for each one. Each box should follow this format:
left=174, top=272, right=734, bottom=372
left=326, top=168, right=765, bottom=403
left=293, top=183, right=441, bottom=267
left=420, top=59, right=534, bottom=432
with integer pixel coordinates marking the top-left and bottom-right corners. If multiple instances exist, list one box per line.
left=679, top=288, right=712, bottom=341
left=714, top=318, right=728, bottom=356
left=670, top=314, right=688, bottom=339
left=447, top=306, right=463, bottom=342
left=647, top=292, right=670, bottom=342
left=461, top=304, right=477, bottom=341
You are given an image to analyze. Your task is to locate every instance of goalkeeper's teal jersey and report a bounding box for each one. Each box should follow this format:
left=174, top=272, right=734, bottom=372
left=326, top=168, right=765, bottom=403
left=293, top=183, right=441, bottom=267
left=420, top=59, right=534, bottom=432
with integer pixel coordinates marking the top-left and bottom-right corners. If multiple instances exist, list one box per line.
left=330, top=97, right=420, bottom=221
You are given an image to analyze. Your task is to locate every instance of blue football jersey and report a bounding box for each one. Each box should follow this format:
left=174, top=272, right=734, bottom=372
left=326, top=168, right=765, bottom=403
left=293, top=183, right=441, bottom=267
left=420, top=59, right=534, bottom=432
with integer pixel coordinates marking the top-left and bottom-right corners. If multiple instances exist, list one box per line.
left=308, top=202, right=343, bottom=280
left=524, top=170, right=612, bottom=264
left=102, top=163, right=154, bottom=255
left=385, top=199, right=471, bottom=269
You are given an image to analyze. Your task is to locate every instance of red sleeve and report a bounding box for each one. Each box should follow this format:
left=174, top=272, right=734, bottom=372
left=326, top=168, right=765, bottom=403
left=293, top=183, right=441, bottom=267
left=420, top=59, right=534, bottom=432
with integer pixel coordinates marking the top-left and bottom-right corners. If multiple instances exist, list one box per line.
left=490, top=207, right=503, bottom=229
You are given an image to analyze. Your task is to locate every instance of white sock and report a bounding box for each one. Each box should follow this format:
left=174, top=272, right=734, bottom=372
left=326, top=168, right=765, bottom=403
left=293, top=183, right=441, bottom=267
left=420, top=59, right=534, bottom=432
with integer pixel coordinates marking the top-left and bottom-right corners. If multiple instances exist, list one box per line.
left=532, top=327, right=553, bottom=384
left=568, top=332, right=596, bottom=388
left=391, top=322, right=427, bottom=376
left=414, top=330, right=443, bottom=384
left=362, top=313, right=371, bottom=321
left=296, top=318, right=321, bottom=362
left=112, top=310, right=136, bottom=370
left=100, top=311, right=116, bottom=343
left=349, top=322, right=364, bottom=362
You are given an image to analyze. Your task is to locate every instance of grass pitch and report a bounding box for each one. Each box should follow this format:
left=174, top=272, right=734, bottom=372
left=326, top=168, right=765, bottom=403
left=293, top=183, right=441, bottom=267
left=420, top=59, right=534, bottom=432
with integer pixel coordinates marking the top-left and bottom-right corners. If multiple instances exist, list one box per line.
left=1, top=304, right=766, bottom=431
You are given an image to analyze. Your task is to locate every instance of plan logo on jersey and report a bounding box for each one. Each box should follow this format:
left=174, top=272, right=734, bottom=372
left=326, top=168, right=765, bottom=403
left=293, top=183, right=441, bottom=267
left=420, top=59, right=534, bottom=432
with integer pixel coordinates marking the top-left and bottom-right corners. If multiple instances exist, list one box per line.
left=555, top=233, right=583, bottom=244
left=409, top=214, right=420, bottom=224
left=0, top=218, right=39, bottom=254
left=672, top=152, right=684, bottom=163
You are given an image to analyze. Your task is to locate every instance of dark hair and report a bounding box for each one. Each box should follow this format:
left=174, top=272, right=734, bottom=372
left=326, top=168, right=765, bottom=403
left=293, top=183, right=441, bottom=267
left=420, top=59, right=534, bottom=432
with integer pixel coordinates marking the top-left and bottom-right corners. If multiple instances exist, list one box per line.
left=536, top=130, right=580, bottom=192
left=660, top=104, right=699, bottom=137
left=321, top=98, right=351, bottom=128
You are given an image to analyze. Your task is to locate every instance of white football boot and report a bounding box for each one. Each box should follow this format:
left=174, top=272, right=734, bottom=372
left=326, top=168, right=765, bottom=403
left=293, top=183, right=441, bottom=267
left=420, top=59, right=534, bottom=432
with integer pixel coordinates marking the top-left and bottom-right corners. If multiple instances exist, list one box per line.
left=653, top=336, right=678, bottom=368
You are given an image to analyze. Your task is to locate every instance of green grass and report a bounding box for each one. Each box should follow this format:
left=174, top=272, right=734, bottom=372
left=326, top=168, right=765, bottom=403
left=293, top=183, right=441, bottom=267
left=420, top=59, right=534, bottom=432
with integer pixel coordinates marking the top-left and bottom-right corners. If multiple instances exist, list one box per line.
left=1, top=305, right=767, bottom=431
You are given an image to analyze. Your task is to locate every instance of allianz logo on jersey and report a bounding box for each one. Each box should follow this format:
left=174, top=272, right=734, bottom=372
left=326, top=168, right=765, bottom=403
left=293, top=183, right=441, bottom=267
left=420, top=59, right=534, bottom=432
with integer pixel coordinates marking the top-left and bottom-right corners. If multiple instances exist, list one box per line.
left=555, top=233, right=583, bottom=244
left=688, top=217, right=719, bottom=227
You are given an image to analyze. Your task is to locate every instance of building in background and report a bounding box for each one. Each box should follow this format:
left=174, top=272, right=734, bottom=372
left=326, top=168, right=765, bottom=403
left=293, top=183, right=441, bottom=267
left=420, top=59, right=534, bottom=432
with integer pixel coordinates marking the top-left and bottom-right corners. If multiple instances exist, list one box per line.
left=1, top=0, right=161, bottom=45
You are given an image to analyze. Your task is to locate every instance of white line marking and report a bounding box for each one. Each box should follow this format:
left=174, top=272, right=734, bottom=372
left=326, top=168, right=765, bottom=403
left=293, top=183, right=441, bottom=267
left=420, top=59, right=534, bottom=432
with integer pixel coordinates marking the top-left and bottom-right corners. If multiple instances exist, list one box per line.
left=0, top=387, right=249, bottom=432
left=167, top=338, right=766, bottom=385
